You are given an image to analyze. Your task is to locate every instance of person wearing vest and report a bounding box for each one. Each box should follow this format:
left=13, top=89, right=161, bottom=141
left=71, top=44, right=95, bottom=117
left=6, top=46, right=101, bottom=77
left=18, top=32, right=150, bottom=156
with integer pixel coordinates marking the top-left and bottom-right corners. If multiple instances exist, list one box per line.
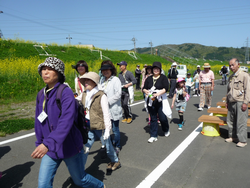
left=168, top=62, right=179, bottom=98
left=32, top=57, right=105, bottom=188
left=72, top=60, right=89, bottom=96
left=225, top=58, right=250, bottom=148
left=79, top=72, right=121, bottom=171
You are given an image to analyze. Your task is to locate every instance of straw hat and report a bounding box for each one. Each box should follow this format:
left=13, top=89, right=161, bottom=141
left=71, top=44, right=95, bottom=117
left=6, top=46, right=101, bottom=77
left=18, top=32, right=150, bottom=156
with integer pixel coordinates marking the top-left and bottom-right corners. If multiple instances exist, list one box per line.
left=79, top=72, right=100, bottom=85
left=203, top=63, right=211, bottom=68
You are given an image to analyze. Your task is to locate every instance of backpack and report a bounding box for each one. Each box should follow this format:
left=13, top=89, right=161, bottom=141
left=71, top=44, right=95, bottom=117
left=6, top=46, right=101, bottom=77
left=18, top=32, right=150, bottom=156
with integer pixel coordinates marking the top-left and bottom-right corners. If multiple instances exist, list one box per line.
left=37, top=84, right=89, bottom=144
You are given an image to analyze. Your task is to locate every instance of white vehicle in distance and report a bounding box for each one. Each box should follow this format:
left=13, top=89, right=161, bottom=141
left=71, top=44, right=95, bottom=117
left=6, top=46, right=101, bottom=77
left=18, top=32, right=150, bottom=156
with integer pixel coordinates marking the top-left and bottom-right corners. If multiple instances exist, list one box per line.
left=177, top=64, right=187, bottom=79
left=239, top=66, right=248, bottom=73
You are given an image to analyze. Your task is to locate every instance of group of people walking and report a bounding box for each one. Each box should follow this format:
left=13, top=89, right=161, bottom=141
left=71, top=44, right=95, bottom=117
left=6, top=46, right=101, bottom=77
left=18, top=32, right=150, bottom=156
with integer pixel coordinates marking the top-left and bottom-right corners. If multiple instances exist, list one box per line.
left=31, top=56, right=250, bottom=187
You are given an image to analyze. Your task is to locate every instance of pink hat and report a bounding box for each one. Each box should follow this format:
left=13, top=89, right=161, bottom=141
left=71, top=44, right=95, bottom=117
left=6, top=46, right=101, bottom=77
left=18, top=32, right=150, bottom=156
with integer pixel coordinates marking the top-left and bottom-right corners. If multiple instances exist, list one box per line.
left=177, top=77, right=185, bottom=83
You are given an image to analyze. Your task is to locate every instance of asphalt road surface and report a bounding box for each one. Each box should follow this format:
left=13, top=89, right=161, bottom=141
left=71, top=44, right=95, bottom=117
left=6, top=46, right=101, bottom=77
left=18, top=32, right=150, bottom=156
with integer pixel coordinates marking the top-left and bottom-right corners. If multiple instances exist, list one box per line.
left=1, top=79, right=250, bottom=188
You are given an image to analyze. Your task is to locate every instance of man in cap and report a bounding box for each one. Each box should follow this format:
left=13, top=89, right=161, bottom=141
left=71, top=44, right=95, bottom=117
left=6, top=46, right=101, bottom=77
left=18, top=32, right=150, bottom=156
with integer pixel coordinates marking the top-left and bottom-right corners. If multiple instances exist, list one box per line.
left=193, top=65, right=201, bottom=77
left=225, top=58, right=250, bottom=147
left=117, top=61, right=137, bottom=124
left=135, top=65, right=142, bottom=90
left=198, top=63, right=214, bottom=111
left=168, top=62, right=178, bottom=98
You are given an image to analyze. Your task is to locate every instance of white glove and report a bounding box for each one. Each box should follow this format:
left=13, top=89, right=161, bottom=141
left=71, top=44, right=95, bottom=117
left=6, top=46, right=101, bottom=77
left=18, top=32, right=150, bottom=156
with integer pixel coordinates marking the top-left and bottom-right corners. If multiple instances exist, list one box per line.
left=103, top=129, right=110, bottom=140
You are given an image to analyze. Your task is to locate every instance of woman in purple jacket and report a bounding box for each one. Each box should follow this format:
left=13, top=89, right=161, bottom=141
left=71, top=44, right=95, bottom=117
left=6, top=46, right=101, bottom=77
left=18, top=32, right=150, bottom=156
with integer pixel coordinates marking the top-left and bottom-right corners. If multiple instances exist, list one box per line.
left=31, top=57, right=105, bottom=188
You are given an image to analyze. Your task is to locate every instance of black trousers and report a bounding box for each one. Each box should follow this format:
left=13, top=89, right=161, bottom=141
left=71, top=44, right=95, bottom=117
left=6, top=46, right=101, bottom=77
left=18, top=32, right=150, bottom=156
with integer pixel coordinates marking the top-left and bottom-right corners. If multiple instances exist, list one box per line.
left=169, top=79, right=177, bottom=97
left=136, top=77, right=140, bottom=89
left=121, top=90, right=132, bottom=119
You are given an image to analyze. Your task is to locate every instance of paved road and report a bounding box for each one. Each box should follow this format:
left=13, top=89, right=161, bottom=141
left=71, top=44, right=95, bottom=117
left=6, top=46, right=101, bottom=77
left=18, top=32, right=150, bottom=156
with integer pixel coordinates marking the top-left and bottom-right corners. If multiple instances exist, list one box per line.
left=1, top=79, right=250, bottom=188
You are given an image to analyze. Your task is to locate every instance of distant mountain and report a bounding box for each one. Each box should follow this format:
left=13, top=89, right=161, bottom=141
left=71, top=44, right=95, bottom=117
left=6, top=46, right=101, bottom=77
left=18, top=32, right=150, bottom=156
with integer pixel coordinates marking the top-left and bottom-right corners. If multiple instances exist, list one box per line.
left=134, top=43, right=247, bottom=62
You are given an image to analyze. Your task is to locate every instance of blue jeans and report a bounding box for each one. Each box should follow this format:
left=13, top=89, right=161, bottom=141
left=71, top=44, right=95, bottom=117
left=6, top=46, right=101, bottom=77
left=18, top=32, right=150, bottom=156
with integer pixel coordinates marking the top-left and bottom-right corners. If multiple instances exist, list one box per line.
left=148, top=101, right=169, bottom=137
left=195, top=82, right=199, bottom=89
left=111, top=120, right=121, bottom=149
left=84, top=120, right=119, bottom=164
left=186, top=86, right=191, bottom=95
left=38, top=149, right=103, bottom=188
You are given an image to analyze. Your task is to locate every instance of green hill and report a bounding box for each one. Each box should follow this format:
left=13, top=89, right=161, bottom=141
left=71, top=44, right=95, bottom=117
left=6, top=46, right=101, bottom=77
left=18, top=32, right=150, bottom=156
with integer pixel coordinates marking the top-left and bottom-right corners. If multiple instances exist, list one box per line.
left=136, top=43, right=247, bottom=62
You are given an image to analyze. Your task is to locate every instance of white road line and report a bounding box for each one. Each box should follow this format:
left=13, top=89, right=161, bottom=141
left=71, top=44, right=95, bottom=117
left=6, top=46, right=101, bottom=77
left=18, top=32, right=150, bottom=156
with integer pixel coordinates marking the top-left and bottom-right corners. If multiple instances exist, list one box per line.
left=136, top=123, right=203, bottom=188
left=0, top=132, right=35, bottom=145
left=0, top=101, right=145, bottom=145
left=130, top=100, right=145, bottom=106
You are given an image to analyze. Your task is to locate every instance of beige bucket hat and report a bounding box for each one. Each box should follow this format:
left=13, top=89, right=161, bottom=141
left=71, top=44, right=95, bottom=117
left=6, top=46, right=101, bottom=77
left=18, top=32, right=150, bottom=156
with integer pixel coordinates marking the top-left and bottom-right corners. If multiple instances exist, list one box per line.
left=79, top=72, right=100, bottom=85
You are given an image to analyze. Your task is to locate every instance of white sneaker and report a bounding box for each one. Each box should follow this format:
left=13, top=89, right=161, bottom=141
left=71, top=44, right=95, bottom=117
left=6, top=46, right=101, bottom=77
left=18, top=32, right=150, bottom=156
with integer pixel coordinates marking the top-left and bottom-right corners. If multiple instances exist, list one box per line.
left=148, top=137, right=158, bottom=143
left=165, top=131, right=170, bottom=137
left=207, top=106, right=211, bottom=109
left=198, top=107, right=203, bottom=111
left=193, top=94, right=197, bottom=97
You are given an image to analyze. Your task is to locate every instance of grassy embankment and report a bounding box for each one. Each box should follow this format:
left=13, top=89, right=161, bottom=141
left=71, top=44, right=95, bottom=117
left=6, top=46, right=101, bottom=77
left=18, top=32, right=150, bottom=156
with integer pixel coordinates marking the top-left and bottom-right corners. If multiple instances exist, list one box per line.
left=0, top=39, right=247, bottom=136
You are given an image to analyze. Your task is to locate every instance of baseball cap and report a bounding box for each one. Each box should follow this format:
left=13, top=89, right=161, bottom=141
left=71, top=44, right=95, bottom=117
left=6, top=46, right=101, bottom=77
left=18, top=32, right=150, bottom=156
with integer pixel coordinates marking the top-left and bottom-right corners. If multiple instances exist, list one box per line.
left=197, top=65, right=200, bottom=68
left=117, top=61, right=127, bottom=66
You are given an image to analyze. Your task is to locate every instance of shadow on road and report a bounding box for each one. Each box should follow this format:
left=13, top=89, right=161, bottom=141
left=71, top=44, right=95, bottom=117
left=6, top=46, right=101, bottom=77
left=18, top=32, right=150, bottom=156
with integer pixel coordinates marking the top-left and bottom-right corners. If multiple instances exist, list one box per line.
left=0, top=161, right=34, bottom=188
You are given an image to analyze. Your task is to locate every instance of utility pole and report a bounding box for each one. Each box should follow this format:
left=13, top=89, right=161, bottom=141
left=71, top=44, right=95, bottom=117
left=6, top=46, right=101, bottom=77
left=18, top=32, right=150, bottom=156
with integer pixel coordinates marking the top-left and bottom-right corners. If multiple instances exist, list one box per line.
left=66, top=34, right=72, bottom=45
left=245, top=37, right=249, bottom=63
left=131, top=37, right=137, bottom=53
left=149, top=41, right=153, bottom=55
left=0, top=11, right=3, bottom=39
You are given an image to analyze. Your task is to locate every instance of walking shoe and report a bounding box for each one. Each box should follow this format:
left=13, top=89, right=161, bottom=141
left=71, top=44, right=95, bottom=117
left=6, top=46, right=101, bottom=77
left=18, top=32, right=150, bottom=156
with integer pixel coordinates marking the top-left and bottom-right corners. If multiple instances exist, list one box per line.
left=207, top=106, right=211, bottom=109
left=112, top=161, right=121, bottom=171
left=178, top=124, right=183, bottom=131
left=236, top=142, right=247, bottom=148
left=107, top=162, right=114, bottom=170
left=121, top=118, right=127, bottom=123
left=148, top=137, right=158, bottom=143
left=198, top=107, right=203, bottom=111
left=165, top=131, right=170, bottom=137
left=193, top=94, right=197, bottom=97
left=127, top=118, right=132, bottom=124
left=225, top=138, right=238, bottom=143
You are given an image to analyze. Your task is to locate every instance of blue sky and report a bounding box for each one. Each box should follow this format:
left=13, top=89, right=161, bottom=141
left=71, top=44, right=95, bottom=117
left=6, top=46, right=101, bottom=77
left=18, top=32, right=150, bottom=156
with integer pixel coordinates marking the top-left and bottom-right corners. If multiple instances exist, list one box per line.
left=0, top=0, right=250, bottom=50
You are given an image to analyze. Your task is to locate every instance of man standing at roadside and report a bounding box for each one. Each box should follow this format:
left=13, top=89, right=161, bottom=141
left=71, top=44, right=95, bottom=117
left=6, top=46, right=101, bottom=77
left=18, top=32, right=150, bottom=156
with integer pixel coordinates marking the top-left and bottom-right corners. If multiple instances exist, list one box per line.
left=198, top=63, right=214, bottom=111
left=225, top=58, right=250, bottom=148
left=135, top=65, right=141, bottom=90
left=118, top=61, right=137, bottom=124
left=168, top=62, right=178, bottom=98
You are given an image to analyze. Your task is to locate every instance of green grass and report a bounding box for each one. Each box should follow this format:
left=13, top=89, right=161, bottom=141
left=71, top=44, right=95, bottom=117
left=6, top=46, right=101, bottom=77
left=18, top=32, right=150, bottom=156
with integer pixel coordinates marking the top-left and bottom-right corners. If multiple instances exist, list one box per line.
left=0, top=118, right=35, bottom=137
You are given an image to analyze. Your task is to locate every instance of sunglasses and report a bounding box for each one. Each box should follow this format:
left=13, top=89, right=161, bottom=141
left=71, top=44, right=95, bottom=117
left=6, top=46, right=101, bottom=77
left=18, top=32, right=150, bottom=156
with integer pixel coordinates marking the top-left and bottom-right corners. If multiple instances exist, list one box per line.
left=78, top=64, right=85, bottom=67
